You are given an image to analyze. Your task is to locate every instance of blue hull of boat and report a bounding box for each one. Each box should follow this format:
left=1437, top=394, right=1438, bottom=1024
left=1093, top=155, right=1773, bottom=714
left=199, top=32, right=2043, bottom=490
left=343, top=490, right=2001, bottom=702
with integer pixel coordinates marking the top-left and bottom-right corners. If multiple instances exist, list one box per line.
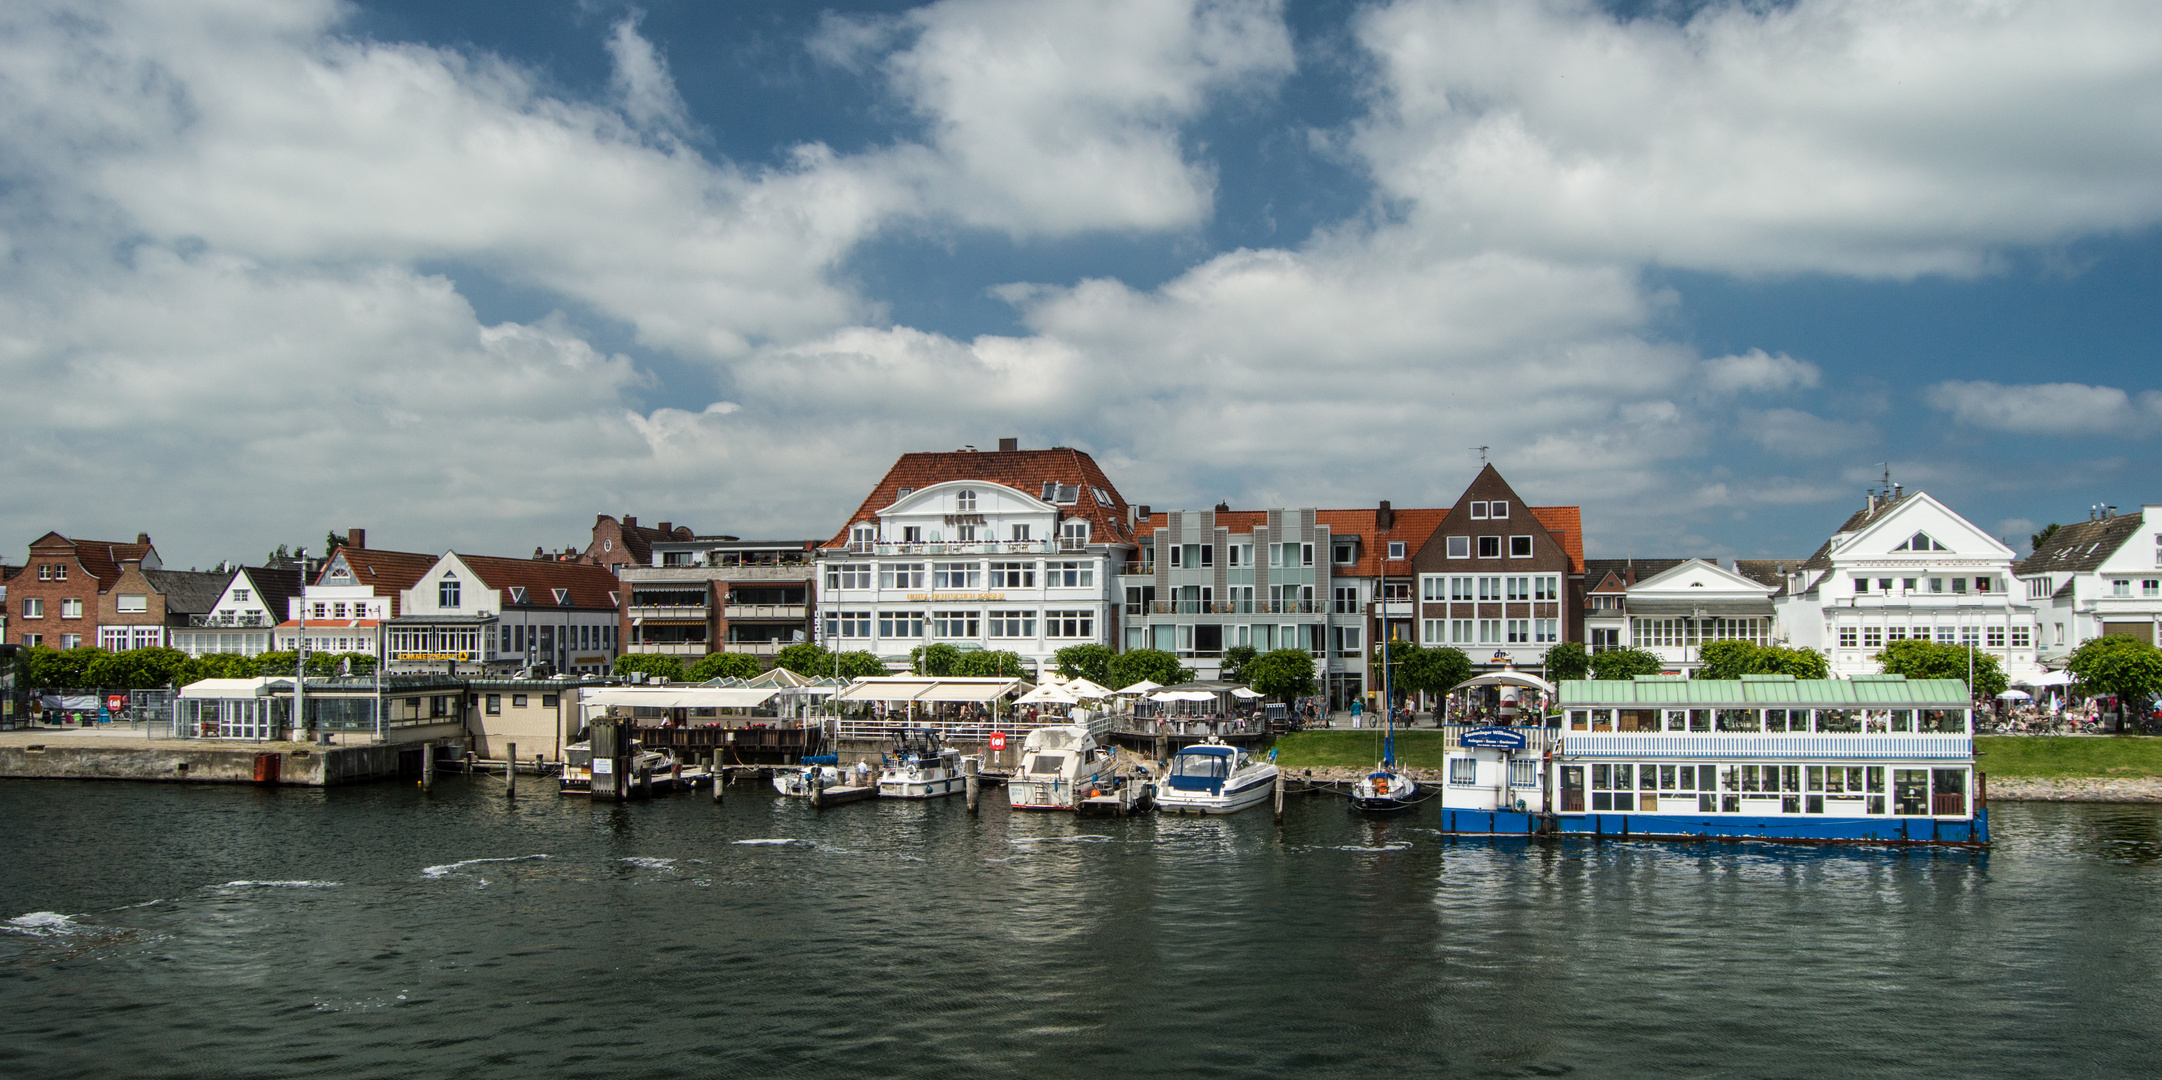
left=1437, top=807, right=1989, bottom=846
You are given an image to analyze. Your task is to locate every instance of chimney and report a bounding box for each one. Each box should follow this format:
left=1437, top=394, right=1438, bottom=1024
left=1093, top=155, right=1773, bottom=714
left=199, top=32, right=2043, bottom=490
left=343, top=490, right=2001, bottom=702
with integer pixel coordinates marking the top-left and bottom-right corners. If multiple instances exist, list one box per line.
left=1866, top=492, right=1877, bottom=515
left=136, top=532, right=150, bottom=545
left=999, top=437, right=1018, bottom=453
left=347, top=528, right=366, bottom=550
left=1215, top=500, right=1231, bottom=512
left=657, top=522, right=672, bottom=536
left=534, top=546, right=547, bottom=560
left=1378, top=499, right=1394, bottom=531
left=1892, top=483, right=1902, bottom=500
left=624, top=516, right=637, bottom=529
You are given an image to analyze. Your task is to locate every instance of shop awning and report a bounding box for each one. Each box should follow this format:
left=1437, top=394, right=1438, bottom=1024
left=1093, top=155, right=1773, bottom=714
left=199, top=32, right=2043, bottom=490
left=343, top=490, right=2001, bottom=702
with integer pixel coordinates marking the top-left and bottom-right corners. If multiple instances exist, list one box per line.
left=832, top=677, right=1030, bottom=703
left=579, top=687, right=780, bottom=709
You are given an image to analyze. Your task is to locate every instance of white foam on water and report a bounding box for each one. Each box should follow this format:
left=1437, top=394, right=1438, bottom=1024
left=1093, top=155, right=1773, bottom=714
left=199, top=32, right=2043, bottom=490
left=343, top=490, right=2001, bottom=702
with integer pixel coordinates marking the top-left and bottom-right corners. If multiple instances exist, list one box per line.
left=619, top=858, right=676, bottom=870
left=1008, top=835, right=1115, bottom=846
left=1329, top=842, right=1413, bottom=853
left=422, top=854, right=550, bottom=878
left=219, top=880, right=341, bottom=889
left=731, top=838, right=805, bottom=846
left=6, top=911, right=80, bottom=936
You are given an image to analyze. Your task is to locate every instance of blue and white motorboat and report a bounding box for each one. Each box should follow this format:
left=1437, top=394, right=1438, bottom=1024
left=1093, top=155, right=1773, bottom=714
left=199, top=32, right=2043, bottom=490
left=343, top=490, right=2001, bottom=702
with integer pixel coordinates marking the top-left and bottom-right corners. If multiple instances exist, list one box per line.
left=1155, top=738, right=1279, bottom=815
left=878, top=729, right=965, bottom=799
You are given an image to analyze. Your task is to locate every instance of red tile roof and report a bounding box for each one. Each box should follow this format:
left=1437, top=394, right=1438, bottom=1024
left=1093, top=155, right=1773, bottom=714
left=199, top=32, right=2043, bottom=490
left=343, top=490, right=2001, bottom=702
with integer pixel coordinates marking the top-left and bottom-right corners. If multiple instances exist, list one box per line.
left=316, top=547, right=439, bottom=616
left=1528, top=506, right=1585, bottom=574
left=26, top=533, right=158, bottom=590
left=458, top=554, right=622, bottom=610
left=823, top=447, right=1137, bottom=548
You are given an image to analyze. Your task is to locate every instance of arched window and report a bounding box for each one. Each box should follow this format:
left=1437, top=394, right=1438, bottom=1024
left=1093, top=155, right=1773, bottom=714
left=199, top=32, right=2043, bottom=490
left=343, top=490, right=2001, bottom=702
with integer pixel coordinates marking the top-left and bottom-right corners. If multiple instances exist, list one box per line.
left=956, top=489, right=977, bottom=511
left=438, top=572, right=461, bottom=609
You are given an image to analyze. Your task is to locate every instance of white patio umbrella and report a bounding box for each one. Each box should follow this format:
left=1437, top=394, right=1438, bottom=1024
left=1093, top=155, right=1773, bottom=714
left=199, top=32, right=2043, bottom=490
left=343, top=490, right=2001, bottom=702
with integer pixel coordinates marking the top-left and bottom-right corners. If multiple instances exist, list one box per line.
left=1015, top=683, right=1081, bottom=705
left=1996, top=689, right=2033, bottom=701
left=2017, top=671, right=2075, bottom=688
left=1228, top=687, right=1264, bottom=699
left=1117, top=679, right=1165, bottom=695
left=1061, top=677, right=1115, bottom=699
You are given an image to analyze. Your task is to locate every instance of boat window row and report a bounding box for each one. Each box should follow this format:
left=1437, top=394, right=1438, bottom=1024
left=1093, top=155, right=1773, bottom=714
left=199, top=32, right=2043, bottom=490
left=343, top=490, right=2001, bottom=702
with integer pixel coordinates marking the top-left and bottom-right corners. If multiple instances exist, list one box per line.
left=1566, top=707, right=1968, bottom=735
left=1560, top=763, right=1970, bottom=816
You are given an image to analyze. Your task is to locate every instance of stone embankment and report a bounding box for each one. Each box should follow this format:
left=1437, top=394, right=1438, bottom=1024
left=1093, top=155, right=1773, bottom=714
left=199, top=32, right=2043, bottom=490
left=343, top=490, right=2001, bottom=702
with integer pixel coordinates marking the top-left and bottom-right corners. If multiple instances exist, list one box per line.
left=1989, top=777, right=2162, bottom=803
left=0, top=731, right=410, bottom=786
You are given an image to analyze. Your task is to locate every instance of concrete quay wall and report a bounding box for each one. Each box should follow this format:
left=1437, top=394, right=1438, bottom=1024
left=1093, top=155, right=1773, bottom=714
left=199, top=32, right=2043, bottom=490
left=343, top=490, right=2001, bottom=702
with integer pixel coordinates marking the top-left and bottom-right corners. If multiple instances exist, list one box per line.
left=0, top=740, right=408, bottom=787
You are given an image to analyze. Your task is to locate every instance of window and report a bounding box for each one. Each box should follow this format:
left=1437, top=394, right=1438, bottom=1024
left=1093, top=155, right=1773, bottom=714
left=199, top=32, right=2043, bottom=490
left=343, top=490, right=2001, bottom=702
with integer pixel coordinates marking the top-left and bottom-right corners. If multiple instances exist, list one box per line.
left=2146, top=580, right=2161, bottom=597
left=2027, top=577, right=2050, bottom=599
left=1535, top=619, right=1559, bottom=643
left=61, top=633, right=82, bottom=649
left=1227, top=543, right=1250, bottom=567
left=1337, top=586, right=1361, bottom=614
left=2113, top=579, right=2131, bottom=597
left=1952, top=577, right=1967, bottom=595
left=823, top=611, right=872, bottom=639
left=1447, top=536, right=1470, bottom=559
left=1903, top=578, right=1918, bottom=592
left=1863, top=627, right=1883, bottom=648
left=1452, top=576, right=1473, bottom=601
left=1448, top=758, right=1478, bottom=786
left=1879, top=578, right=1893, bottom=592
left=439, top=576, right=461, bottom=608
left=2012, top=626, right=2032, bottom=648
left=1839, top=626, right=1858, bottom=647
left=1451, top=619, right=1474, bottom=643
left=1302, top=543, right=1314, bottom=567
left=21, top=598, right=42, bottom=618
left=988, top=562, right=1036, bottom=588
left=542, top=694, right=558, bottom=708
left=1423, top=619, right=1445, bottom=643
left=1506, top=619, right=1530, bottom=643
left=933, top=611, right=979, bottom=638
left=486, top=694, right=501, bottom=715
left=1507, top=576, right=1531, bottom=601
left=986, top=609, right=1036, bottom=638
left=1478, top=536, right=1502, bottom=558
left=1046, top=610, right=1093, bottom=637
left=1930, top=578, right=1944, bottom=594
left=1469, top=502, right=1489, bottom=520
left=1334, top=543, right=1355, bottom=565
left=881, top=563, right=926, bottom=590
left=1388, top=541, right=1406, bottom=560
left=1041, top=483, right=1081, bottom=505
left=933, top=562, right=981, bottom=589
left=1893, top=531, right=1949, bottom=552
left=1975, top=577, right=1992, bottom=593
left=954, top=523, right=978, bottom=542
left=1590, top=763, right=1634, bottom=811
left=1536, top=576, right=1559, bottom=601
left=1382, top=581, right=1412, bottom=603
left=1061, top=520, right=1089, bottom=548
left=36, top=565, right=49, bottom=581
left=1490, top=501, right=1508, bottom=519
left=1478, top=576, right=1503, bottom=601
left=1010, top=524, right=1031, bottom=542
left=21, top=634, right=38, bottom=647
left=60, top=598, right=82, bottom=619
left=1509, top=535, right=1533, bottom=557
left=1854, top=576, right=1870, bottom=593
left=1986, top=626, right=2005, bottom=648
left=1339, top=625, right=1362, bottom=655
left=53, top=565, right=66, bottom=581
left=1048, top=561, right=1092, bottom=587
left=1479, top=619, right=1502, bottom=643
left=113, top=593, right=147, bottom=613
left=956, top=489, right=976, bottom=511
left=879, top=611, right=925, bottom=638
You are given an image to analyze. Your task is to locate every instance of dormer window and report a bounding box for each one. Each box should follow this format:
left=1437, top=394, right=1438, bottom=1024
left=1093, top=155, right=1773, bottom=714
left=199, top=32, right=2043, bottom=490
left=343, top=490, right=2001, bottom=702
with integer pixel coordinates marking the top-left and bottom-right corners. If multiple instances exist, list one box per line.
left=850, top=525, right=877, bottom=552
left=1041, top=482, right=1079, bottom=504
left=509, top=586, right=528, bottom=605
left=956, top=489, right=977, bottom=511
left=1388, top=541, right=1406, bottom=560
left=897, top=487, right=914, bottom=499
left=1893, top=531, right=1948, bottom=552
left=553, top=588, right=571, bottom=605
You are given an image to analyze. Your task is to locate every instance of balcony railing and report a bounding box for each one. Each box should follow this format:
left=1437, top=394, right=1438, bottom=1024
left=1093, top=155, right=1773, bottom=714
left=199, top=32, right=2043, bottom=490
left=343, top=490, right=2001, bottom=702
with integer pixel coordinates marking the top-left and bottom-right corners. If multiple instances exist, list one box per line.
left=628, top=605, right=709, bottom=620
left=721, top=642, right=786, bottom=656
left=843, top=540, right=1065, bottom=557
left=628, top=641, right=707, bottom=655
left=1120, top=562, right=1154, bottom=576
left=722, top=605, right=808, bottom=621
left=1137, top=600, right=1323, bottom=615
left=188, top=614, right=272, bottom=627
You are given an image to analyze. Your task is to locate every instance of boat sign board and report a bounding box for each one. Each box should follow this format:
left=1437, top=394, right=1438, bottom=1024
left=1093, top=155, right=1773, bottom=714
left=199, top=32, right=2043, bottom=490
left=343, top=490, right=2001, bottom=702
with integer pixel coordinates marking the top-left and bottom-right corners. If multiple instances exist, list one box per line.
left=1460, top=728, right=1528, bottom=750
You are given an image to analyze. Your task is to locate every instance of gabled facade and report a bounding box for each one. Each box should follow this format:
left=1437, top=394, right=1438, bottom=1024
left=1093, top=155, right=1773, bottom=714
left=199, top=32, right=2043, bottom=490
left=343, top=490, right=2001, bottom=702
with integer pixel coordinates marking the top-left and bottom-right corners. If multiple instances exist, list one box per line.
left=1408, top=465, right=1586, bottom=673
left=1774, top=490, right=2041, bottom=680
left=1583, top=558, right=1686, bottom=652
left=99, top=561, right=228, bottom=651
left=2015, top=504, right=2161, bottom=660
left=389, top=553, right=623, bottom=675
left=10, top=532, right=159, bottom=650
left=281, top=532, right=424, bottom=658
left=171, top=565, right=304, bottom=657
left=1598, top=559, right=1777, bottom=673
left=814, top=441, right=1136, bottom=673
left=582, top=514, right=696, bottom=574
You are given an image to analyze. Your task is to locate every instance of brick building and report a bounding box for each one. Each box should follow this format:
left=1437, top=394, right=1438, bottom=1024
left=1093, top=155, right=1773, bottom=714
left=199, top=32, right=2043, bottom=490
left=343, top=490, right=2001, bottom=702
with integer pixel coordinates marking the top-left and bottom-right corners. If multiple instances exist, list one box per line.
left=581, top=515, right=695, bottom=574
left=1408, top=465, right=1586, bottom=675
left=10, top=532, right=159, bottom=650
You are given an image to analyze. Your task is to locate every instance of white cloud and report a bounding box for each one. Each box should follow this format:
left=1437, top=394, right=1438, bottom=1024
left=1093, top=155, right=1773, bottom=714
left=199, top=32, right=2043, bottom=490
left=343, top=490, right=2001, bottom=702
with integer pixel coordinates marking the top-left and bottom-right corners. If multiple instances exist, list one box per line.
left=1925, top=379, right=2162, bottom=435
left=1744, top=408, right=1874, bottom=458
left=1701, top=350, right=1821, bottom=395
left=1351, top=0, right=2162, bottom=276
left=607, top=13, right=692, bottom=137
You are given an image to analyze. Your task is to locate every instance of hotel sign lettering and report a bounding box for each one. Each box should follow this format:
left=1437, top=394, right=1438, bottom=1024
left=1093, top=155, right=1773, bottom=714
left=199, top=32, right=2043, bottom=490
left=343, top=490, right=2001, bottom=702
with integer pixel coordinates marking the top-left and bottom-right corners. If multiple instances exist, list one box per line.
left=905, top=593, right=1006, bottom=602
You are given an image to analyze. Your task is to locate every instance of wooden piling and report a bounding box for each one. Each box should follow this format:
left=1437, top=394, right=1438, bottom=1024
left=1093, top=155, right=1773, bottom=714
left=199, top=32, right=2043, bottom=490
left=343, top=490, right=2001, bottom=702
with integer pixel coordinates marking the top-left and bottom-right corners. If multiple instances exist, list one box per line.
left=420, top=742, right=434, bottom=792
left=712, top=752, right=725, bottom=803
left=1274, top=770, right=1286, bottom=823
left=505, top=742, right=516, bottom=797
left=811, top=769, right=826, bottom=809
left=964, top=756, right=981, bottom=814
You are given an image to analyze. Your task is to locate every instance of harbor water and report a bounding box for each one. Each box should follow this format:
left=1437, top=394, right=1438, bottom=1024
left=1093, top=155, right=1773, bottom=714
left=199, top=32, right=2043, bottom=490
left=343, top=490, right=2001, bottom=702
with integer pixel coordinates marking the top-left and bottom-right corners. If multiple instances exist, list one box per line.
left=4, top=779, right=2160, bottom=1078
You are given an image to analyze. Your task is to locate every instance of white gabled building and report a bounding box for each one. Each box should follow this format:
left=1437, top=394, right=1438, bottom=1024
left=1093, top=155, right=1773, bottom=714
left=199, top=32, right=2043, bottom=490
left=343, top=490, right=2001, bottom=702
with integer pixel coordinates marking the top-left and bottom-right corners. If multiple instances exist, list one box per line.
left=1773, top=488, right=2043, bottom=681
left=2016, top=503, right=2162, bottom=663
left=1597, top=558, right=1778, bottom=674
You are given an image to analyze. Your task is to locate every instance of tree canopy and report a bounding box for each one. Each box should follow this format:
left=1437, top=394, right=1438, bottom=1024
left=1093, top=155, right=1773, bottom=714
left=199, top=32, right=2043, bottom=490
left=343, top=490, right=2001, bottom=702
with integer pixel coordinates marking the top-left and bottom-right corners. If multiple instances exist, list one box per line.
left=2030, top=523, right=2061, bottom=553
left=615, top=653, right=686, bottom=682
left=1544, top=641, right=1590, bottom=682
left=773, top=643, right=836, bottom=677
left=1873, top=638, right=2007, bottom=699
left=1696, top=640, right=1829, bottom=681
left=951, top=649, right=1026, bottom=678
left=1053, top=643, right=1115, bottom=685
left=688, top=652, right=762, bottom=682
left=1245, top=648, right=1317, bottom=702
left=19, top=645, right=376, bottom=689
left=2065, top=635, right=2162, bottom=712
left=1404, top=646, right=1474, bottom=697
left=1217, top=645, right=1258, bottom=685
left=834, top=651, right=891, bottom=679
left=1107, top=649, right=1191, bottom=690
left=1589, top=647, right=1665, bottom=681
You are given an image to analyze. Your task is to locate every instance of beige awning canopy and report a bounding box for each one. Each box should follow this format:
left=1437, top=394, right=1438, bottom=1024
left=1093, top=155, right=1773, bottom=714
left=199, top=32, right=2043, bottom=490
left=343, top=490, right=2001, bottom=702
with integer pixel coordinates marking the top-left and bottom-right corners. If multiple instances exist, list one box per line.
left=832, top=677, right=1030, bottom=703
left=579, top=686, right=781, bottom=709
left=179, top=677, right=289, bottom=698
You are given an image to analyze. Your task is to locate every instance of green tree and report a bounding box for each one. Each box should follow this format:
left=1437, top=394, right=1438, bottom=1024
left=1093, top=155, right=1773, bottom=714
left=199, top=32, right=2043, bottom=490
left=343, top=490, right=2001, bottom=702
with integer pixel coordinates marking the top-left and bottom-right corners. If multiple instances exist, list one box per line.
left=1758, top=645, right=1829, bottom=680
left=1544, top=640, right=1590, bottom=682
left=834, top=651, right=892, bottom=679
left=1245, top=648, right=1317, bottom=702
left=614, top=653, right=686, bottom=682
left=774, top=642, right=835, bottom=677
left=1217, top=644, right=1258, bottom=684
left=177, top=652, right=260, bottom=685
left=1403, top=646, right=1473, bottom=698
left=1874, top=638, right=2007, bottom=699
left=2030, top=523, right=2061, bottom=553
left=1369, top=639, right=1422, bottom=696
left=85, top=646, right=191, bottom=689
left=688, top=652, right=763, bottom=682
left=911, top=642, right=963, bottom=676
left=952, top=649, right=1027, bottom=678
left=325, top=530, right=346, bottom=553
left=21, top=645, right=103, bottom=689
left=1107, top=649, right=1191, bottom=689
left=1054, top=643, right=1116, bottom=684
left=1589, top=647, right=1665, bottom=680
left=2065, top=635, right=2162, bottom=716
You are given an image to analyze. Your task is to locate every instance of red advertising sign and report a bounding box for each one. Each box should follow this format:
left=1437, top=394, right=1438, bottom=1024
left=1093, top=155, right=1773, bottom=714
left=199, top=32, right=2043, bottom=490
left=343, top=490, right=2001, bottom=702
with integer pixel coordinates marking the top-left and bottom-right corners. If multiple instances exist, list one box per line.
left=989, top=732, right=1006, bottom=751
left=106, top=695, right=127, bottom=712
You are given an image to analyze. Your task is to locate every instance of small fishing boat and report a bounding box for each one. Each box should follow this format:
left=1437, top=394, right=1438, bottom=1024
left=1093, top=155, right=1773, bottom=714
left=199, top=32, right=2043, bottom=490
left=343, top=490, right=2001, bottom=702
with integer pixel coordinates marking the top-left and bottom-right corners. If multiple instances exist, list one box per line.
left=772, top=754, right=852, bottom=796
left=1007, top=724, right=1120, bottom=811
left=878, top=729, right=966, bottom=798
left=1155, top=738, right=1279, bottom=814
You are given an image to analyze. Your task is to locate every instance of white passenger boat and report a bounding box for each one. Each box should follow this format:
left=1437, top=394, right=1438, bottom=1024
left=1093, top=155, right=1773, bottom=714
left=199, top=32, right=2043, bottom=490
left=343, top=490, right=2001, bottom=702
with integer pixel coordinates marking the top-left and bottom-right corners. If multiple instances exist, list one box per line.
left=878, top=729, right=966, bottom=799
left=1155, top=738, right=1279, bottom=815
left=1007, top=724, right=1120, bottom=811
left=772, top=755, right=851, bottom=796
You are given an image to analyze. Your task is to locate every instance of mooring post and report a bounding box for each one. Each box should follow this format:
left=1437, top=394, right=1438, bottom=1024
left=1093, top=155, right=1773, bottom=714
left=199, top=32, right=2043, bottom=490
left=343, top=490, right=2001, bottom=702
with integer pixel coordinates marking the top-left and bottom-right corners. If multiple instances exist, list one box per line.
left=505, top=742, right=517, bottom=797
left=420, top=741, right=434, bottom=792
left=712, top=751, right=725, bottom=804
left=1274, top=770, right=1286, bottom=824
left=465, top=749, right=475, bottom=775
left=637, top=764, right=652, bottom=798
left=812, top=769, right=826, bottom=809
left=964, top=755, right=981, bottom=814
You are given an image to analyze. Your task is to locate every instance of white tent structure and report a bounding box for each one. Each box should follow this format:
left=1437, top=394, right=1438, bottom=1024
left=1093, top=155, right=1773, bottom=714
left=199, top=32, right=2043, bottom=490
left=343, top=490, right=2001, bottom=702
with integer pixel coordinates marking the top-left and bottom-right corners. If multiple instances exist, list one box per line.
left=1448, top=671, right=1557, bottom=695
left=1116, top=679, right=1165, bottom=695
left=832, top=676, right=1031, bottom=703
left=580, top=686, right=782, bottom=710
left=1060, top=677, right=1115, bottom=700
left=2016, top=670, right=2076, bottom=688
left=1015, top=683, right=1081, bottom=706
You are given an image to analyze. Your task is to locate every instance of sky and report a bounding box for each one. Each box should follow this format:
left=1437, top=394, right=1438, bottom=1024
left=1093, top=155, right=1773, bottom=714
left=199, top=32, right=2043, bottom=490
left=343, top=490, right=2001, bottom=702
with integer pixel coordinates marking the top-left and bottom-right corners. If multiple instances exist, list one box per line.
left=5, top=0, right=2161, bottom=570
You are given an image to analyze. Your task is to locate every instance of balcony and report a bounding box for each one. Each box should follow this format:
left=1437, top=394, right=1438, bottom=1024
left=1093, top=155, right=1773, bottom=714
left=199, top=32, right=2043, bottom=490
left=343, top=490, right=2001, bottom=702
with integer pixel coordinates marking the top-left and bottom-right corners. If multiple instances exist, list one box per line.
left=721, top=642, right=784, bottom=656
left=1120, top=562, right=1154, bottom=576
left=1140, top=600, right=1323, bottom=615
left=189, top=614, right=272, bottom=627
left=629, top=642, right=707, bottom=656
left=628, top=605, right=709, bottom=621
left=843, top=539, right=1065, bottom=557
left=722, top=604, right=808, bottom=621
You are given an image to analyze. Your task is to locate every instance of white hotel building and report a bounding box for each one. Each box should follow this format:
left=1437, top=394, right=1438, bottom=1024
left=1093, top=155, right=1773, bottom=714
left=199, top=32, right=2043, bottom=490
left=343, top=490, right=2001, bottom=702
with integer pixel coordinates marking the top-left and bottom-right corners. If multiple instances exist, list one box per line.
left=812, top=443, right=1139, bottom=673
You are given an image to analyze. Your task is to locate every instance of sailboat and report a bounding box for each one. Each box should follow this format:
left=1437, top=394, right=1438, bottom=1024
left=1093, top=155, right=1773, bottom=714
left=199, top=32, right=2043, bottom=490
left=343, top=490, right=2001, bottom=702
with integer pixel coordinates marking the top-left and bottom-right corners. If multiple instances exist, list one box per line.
left=1350, top=640, right=1420, bottom=813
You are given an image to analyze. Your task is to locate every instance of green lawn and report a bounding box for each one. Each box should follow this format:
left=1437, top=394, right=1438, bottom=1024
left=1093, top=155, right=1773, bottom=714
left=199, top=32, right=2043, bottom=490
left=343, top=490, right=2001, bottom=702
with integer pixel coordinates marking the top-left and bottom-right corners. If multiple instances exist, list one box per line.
left=1268, top=730, right=1453, bottom=770
left=1976, top=736, right=2162, bottom=779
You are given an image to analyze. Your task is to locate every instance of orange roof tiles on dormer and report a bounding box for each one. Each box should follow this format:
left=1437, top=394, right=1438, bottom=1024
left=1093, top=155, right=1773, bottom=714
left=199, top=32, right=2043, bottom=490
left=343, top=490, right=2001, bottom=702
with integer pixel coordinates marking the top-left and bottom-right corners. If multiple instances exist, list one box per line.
left=824, top=446, right=1136, bottom=548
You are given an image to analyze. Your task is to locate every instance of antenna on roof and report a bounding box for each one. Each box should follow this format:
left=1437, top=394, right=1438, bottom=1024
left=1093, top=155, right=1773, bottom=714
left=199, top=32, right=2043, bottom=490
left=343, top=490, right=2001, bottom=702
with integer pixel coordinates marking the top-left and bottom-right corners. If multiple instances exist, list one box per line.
left=1471, top=446, right=1490, bottom=464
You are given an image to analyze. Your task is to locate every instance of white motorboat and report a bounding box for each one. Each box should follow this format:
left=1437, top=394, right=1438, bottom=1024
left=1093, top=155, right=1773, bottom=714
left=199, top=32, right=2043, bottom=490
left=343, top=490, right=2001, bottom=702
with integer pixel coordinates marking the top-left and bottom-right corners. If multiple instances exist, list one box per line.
left=878, top=729, right=966, bottom=798
left=1155, top=738, right=1279, bottom=814
left=1007, top=724, right=1120, bottom=811
left=772, top=755, right=853, bottom=796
